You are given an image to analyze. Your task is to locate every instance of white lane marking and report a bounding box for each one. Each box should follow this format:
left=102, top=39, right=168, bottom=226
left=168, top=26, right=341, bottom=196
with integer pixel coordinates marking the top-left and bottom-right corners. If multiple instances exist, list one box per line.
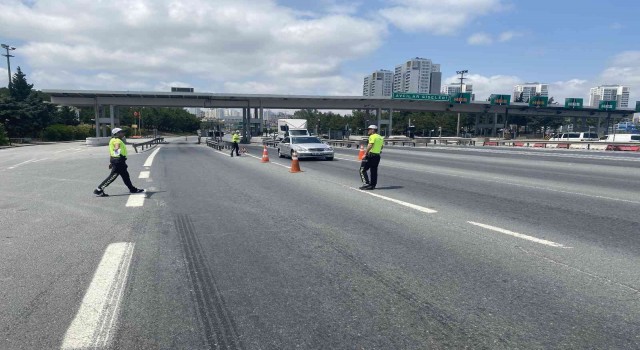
left=139, top=171, right=150, bottom=179
left=7, top=158, right=49, bottom=169
left=126, top=193, right=145, bottom=207
left=468, top=221, right=572, bottom=248
left=143, top=146, right=162, bottom=167
left=61, top=242, right=135, bottom=349
left=346, top=185, right=437, bottom=214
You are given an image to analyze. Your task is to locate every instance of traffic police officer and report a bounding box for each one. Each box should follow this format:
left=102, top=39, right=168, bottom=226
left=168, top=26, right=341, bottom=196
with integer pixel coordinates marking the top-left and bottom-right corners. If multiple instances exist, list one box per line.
left=230, top=130, right=241, bottom=157
left=359, top=124, right=383, bottom=190
left=94, top=128, right=144, bottom=197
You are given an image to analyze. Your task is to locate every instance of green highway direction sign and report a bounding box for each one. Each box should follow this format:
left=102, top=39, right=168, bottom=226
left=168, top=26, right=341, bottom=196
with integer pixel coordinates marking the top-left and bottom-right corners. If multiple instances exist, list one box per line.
left=564, top=98, right=584, bottom=108
left=392, top=92, right=450, bottom=101
left=599, top=100, right=617, bottom=111
left=529, top=96, right=548, bottom=107
left=490, top=94, right=511, bottom=106
left=451, top=92, right=472, bottom=104
left=636, top=101, right=640, bottom=112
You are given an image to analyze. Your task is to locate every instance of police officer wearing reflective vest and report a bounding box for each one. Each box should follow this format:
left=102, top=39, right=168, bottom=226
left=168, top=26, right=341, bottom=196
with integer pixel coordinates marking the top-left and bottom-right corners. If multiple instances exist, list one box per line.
left=359, top=124, right=383, bottom=190
left=93, top=128, right=144, bottom=197
left=230, top=130, right=241, bottom=157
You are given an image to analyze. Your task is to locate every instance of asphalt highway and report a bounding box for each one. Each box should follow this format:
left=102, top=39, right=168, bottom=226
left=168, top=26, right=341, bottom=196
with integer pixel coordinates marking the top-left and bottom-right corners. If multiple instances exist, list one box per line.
left=1, top=138, right=639, bottom=349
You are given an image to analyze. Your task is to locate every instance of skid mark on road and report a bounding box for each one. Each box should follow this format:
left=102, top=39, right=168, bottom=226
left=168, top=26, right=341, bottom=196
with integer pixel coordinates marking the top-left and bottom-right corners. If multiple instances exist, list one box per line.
left=175, top=214, right=243, bottom=350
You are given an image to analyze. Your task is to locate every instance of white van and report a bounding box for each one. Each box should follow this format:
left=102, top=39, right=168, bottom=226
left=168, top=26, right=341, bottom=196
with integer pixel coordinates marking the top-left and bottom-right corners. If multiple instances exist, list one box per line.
left=549, top=132, right=599, bottom=141
left=603, top=134, right=640, bottom=142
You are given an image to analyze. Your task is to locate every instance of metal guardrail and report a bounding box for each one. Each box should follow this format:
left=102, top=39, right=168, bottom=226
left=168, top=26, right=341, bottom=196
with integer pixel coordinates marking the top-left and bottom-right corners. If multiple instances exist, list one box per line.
left=206, top=138, right=225, bottom=150
left=132, top=137, right=164, bottom=153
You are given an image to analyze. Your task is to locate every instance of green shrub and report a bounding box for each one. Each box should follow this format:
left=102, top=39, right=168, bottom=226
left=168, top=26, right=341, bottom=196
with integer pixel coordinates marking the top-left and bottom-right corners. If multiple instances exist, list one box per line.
left=74, top=124, right=93, bottom=139
left=0, top=123, right=8, bottom=146
left=43, top=124, right=74, bottom=141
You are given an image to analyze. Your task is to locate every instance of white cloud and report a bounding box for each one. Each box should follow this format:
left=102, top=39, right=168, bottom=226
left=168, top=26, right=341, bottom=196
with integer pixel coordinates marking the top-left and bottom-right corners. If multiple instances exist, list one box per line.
left=498, top=31, right=521, bottom=42
left=600, top=51, right=640, bottom=104
left=380, top=0, right=508, bottom=35
left=468, top=33, right=493, bottom=45
left=0, top=0, right=386, bottom=94
left=548, top=79, right=590, bottom=101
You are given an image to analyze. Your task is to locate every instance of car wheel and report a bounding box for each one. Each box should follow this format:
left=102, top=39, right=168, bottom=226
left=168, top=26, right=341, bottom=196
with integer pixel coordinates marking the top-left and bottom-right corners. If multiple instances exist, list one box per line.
left=278, top=148, right=284, bottom=158
left=325, top=157, right=334, bottom=161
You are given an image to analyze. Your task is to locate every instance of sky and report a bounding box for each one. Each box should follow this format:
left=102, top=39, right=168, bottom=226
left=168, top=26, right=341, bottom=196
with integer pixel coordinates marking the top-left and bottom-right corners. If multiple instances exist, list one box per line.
left=0, top=0, right=639, bottom=107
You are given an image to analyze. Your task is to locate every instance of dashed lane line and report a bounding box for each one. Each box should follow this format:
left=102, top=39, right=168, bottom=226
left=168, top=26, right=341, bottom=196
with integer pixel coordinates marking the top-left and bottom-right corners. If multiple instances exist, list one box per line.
left=139, top=171, right=150, bottom=179
left=468, top=221, right=572, bottom=249
left=61, top=242, right=135, bottom=349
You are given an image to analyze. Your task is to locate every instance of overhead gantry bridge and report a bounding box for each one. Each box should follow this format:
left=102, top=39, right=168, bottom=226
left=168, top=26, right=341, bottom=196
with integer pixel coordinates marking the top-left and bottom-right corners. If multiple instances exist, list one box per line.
left=44, top=89, right=636, bottom=139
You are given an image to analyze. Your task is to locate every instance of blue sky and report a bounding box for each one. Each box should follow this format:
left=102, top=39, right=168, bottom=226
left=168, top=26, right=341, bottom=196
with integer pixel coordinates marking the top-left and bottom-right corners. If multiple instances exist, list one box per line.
left=0, top=0, right=638, bottom=105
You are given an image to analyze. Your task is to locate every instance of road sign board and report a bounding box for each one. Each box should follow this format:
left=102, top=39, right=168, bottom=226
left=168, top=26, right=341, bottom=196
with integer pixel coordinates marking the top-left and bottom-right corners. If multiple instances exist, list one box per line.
left=451, top=92, right=472, bottom=104
left=529, top=96, right=548, bottom=107
left=132, top=124, right=138, bottom=129
left=636, top=101, right=640, bottom=112
left=564, top=98, right=583, bottom=108
left=599, top=100, right=617, bottom=111
left=134, top=111, right=139, bottom=117
left=490, top=94, right=511, bottom=106
left=392, top=92, right=450, bottom=101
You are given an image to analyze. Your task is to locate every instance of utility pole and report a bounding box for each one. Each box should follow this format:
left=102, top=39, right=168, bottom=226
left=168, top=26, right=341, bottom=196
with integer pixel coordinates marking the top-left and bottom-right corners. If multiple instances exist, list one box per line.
left=1, top=44, right=16, bottom=90
left=455, top=70, right=468, bottom=137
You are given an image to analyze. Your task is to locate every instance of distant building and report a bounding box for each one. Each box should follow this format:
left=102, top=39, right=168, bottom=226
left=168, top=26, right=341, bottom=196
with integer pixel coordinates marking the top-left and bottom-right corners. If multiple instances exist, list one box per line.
left=363, top=70, right=393, bottom=96
left=589, top=85, right=630, bottom=108
left=441, top=84, right=474, bottom=100
left=513, top=83, right=548, bottom=103
left=393, top=57, right=442, bottom=94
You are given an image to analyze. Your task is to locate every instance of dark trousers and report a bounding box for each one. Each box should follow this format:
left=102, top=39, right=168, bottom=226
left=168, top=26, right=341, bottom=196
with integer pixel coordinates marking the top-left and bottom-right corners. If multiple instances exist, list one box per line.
left=98, top=158, right=135, bottom=191
left=230, top=142, right=240, bottom=156
left=359, top=153, right=381, bottom=187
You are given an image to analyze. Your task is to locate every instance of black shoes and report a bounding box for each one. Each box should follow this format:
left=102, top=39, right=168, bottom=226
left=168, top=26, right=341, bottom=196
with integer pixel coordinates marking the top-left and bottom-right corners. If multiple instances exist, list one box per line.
left=130, top=188, right=145, bottom=193
left=359, top=184, right=375, bottom=190
left=93, top=189, right=109, bottom=197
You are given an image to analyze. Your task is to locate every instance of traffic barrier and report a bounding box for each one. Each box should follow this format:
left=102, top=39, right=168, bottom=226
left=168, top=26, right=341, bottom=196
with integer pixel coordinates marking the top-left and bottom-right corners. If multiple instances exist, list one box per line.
left=483, top=141, right=498, bottom=146
left=290, top=151, right=302, bottom=173
left=533, top=143, right=545, bottom=148
left=606, top=144, right=640, bottom=152
left=513, top=142, right=525, bottom=147
left=358, top=144, right=365, bottom=160
left=556, top=143, right=570, bottom=149
left=261, top=145, right=270, bottom=163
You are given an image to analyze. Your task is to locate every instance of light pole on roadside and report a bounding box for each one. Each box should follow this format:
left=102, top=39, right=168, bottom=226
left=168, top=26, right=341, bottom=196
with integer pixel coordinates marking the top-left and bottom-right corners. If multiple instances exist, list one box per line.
left=455, top=69, right=468, bottom=137
left=1, top=44, right=16, bottom=90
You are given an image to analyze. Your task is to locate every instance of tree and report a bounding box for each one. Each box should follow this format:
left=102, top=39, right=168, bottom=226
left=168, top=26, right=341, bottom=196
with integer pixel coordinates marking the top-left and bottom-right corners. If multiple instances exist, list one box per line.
left=10, top=67, right=33, bottom=102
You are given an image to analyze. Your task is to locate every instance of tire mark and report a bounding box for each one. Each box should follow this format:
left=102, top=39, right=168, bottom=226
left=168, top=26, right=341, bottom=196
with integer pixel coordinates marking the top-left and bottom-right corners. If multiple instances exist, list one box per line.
left=175, top=214, right=243, bottom=350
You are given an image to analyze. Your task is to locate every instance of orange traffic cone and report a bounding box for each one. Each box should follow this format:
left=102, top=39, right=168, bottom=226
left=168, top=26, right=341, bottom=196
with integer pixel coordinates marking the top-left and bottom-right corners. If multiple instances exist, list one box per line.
left=358, top=144, right=366, bottom=160
left=290, top=151, right=302, bottom=173
left=261, top=145, right=270, bottom=163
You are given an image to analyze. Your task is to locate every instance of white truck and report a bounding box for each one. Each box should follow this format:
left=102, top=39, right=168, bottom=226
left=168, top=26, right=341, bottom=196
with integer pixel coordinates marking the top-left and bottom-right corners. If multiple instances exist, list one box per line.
left=277, top=119, right=310, bottom=140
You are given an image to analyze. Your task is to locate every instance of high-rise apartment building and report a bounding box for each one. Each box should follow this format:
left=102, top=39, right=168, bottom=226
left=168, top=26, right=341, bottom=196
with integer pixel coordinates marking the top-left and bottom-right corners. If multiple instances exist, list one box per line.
left=363, top=70, right=393, bottom=97
left=589, top=85, right=630, bottom=108
left=392, top=58, right=442, bottom=94
left=513, top=83, right=548, bottom=102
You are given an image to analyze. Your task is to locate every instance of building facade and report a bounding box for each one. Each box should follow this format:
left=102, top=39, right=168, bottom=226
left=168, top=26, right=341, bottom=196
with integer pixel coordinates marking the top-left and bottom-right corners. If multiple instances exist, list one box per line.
left=589, top=85, right=630, bottom=108
left=363, top=70, right=393, bottom=97
left=393, top=58, right=442, bottom=94
left=513, top=83, right=549, bottom=102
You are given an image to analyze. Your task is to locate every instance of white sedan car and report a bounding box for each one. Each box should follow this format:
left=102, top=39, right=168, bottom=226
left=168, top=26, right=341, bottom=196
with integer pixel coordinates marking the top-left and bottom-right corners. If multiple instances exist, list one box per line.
left=277, top=136, right=334, bottom=160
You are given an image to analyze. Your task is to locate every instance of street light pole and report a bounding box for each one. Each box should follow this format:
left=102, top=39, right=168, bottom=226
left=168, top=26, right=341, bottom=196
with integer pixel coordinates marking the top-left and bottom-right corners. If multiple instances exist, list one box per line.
left=1, top=44, right=16, bottom=90
left=455, top=69, right=468, bottom=137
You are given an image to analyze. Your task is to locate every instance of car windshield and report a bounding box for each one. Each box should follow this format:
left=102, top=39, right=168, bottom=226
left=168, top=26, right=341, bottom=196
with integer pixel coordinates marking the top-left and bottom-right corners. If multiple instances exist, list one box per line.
left=289, top=130, right=308, bottom=136
left=292, top=137, right=322, bottom=144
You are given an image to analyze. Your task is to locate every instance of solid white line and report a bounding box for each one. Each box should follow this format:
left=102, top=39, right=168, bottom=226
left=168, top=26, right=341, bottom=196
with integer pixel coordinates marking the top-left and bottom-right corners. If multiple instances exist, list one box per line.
left=143, top=146, right=162, bottom=167
left=348, top=186, right=437, bottom=214
left=139, top=171, right=150, bottom=179
left=61, top=242, right=135, bottom=349
left=7, top=159, right=37, bottom=169
left=468, top=221, right=571, bottom=248
left=125, top=193, right=145, bottom=207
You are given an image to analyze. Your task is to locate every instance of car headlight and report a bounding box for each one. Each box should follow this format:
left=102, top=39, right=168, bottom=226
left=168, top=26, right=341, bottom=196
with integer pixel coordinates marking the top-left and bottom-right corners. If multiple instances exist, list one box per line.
left=296, top=146, right=308, bottom=151
left=327, top=147, right=334, bottom=151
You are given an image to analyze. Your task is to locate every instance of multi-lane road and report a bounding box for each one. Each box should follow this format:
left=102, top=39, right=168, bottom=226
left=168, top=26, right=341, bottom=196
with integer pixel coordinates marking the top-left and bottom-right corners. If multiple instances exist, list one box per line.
left=1, top=138, right=639, bottom=349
